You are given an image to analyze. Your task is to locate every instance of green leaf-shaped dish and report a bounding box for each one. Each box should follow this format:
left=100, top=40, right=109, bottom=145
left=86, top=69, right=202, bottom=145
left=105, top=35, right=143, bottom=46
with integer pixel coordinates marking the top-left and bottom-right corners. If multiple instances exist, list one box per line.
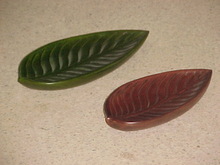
left=18, top=30, right=149, bottom=90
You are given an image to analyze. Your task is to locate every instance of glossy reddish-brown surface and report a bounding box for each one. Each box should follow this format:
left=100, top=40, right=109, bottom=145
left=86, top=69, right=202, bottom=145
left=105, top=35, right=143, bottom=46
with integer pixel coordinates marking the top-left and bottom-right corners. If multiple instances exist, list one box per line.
left=104, top=69, right=212, bottom=131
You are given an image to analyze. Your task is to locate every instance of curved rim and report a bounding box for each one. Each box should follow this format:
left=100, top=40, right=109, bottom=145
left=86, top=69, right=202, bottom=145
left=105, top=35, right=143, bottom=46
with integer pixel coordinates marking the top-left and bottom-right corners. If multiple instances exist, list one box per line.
left=18, top=30, right=149, bottom=90
left=104, top=69, right=212, bottom=131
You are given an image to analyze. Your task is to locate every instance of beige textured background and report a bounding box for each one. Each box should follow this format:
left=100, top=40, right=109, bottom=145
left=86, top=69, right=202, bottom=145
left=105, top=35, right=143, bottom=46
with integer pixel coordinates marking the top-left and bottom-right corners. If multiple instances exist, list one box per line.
left=0, top=0, right=220, bottom=165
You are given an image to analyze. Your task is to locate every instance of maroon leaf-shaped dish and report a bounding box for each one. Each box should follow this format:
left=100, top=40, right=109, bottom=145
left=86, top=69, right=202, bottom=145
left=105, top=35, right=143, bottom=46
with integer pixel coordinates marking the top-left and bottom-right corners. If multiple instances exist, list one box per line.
left=104, top=69, right=212, bottom=131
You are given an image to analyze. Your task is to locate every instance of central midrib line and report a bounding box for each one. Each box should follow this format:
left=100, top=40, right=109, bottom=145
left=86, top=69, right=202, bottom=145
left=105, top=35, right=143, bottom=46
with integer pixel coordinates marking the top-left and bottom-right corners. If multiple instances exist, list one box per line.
left=31, top=38, right=141, bottom=81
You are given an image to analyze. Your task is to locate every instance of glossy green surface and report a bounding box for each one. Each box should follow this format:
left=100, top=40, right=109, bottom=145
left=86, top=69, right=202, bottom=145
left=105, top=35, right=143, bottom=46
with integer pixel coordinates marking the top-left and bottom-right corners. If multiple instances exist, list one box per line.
left=18, top=30, right=149, bottom=90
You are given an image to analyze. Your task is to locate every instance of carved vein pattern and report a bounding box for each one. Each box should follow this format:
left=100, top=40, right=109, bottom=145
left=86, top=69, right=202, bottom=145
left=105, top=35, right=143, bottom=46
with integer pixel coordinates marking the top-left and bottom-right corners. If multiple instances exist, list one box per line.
left=105, top=70, right=211, bottom=122
left=20, top=31, right=146, bottom=82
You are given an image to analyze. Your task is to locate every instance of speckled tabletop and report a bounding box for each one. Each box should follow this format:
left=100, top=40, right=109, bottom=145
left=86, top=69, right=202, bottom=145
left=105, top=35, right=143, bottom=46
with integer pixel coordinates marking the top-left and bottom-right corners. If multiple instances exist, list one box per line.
left=0, top=0, right=220, bottom=165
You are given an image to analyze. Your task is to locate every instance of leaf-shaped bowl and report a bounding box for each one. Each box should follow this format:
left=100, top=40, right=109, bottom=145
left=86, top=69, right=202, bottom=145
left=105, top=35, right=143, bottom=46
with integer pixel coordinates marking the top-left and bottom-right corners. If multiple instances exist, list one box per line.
left=18, top=30, right=149, bottom=90
left=104, top=69, right=212, bottom=131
